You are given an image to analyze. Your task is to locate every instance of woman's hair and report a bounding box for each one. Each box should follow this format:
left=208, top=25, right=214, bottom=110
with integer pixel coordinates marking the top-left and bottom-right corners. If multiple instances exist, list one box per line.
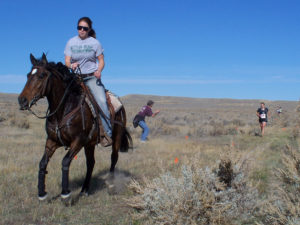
left=77, top=17, right=96, bottom=38
left=147, top=100, right=154, bottom=106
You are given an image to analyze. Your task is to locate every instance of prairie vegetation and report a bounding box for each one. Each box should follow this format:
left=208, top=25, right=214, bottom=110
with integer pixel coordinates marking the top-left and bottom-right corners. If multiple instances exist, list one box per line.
left=0, top=93, right=299, bottom=224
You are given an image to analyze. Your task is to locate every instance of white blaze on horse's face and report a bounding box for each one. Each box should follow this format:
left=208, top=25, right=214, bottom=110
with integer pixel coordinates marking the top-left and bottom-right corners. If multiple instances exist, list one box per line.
left=31, top=68, right=38, bottom=75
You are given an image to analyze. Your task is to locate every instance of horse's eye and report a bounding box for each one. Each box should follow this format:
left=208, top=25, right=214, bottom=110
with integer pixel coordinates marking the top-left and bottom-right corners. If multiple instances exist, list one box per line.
left=39, top=73, right=46, bottom=79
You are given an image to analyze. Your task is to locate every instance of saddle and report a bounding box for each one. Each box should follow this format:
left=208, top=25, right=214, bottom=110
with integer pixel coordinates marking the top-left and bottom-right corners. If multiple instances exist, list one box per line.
left=80, top=82, right=122, bottom=147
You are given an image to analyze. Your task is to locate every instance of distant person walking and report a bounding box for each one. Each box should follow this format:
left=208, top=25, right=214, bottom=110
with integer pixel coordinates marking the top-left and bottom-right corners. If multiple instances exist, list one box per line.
left=256, top=102, right=270, bottom=137
left=277, top=106, right=282, bottom=115
left=133, top=100, right=160, bottom=143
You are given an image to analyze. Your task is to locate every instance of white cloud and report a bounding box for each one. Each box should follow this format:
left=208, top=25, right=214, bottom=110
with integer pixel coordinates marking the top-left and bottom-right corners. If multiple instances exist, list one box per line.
left=104, top=78, right=243, bottom=85
left=0, top=75, right=26, bottom=84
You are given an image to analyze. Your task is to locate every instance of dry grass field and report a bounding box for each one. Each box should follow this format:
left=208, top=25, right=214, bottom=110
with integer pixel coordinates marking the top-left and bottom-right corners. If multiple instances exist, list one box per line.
left=1, top=93, right=300, bottom=224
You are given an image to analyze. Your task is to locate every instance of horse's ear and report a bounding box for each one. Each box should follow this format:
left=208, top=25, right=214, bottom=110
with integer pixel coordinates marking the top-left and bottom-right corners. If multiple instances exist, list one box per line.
left=41, top=53, right=48, bottom=65
left=30, top=53, right=38, bottom=66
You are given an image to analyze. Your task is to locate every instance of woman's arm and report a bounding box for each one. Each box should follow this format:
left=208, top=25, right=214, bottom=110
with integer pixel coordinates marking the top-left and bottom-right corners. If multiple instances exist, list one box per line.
left=65, top=55, right=72, bottom=69
left=152, top=110, right=160, bottom=117
left=256, top=111, right=260, bottom=118
left=94, top=54, right=105, bottom=79
left=65, top=55, right=79, bottom=70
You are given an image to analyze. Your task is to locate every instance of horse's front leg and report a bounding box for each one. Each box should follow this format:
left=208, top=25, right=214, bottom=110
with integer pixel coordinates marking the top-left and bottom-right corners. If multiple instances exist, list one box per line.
left=38, top=138, right=59, bottom=200
left=80, top=145, right=95, bottom=196
left=61, top=138, right=83, bottom=199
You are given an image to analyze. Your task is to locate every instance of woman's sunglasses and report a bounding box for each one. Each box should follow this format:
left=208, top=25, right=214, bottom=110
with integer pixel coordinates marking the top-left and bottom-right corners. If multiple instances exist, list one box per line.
left=77, top=26, right=89, bottom=31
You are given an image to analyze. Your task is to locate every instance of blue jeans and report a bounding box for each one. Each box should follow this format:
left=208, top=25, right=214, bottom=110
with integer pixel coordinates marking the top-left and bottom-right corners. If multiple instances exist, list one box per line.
left=85, top=76, right=112, bottom=137
left=138, top=120, right=149, bottom=141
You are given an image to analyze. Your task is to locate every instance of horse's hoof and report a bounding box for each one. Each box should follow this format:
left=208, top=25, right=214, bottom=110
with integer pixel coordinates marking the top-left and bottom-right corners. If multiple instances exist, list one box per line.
left=61, top=191, right=71, bottom=199
left=107, top=184, right=117, bottom=195
left=38, top=193, right=48, bottom=201
left=80, top=191, right=89, bottom=197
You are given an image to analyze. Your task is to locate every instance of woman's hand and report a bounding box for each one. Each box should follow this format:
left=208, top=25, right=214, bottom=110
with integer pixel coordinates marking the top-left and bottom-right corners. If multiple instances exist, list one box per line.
left=65, top=56, right=79, bottom=71
left=152, top=110, right=160, bottom=117
left=94, top=70, right=101, bottom=79
left=71, top=62, right=79, bottom=70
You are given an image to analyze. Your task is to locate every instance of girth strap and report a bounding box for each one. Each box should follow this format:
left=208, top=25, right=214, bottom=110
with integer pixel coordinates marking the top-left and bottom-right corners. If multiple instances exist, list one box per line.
left=56, top=125, right=66, bottom=149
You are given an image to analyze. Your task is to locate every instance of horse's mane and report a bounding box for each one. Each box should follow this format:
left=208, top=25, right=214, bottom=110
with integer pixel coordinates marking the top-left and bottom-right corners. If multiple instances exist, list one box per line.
left=45, top=61, right=82, bottom=95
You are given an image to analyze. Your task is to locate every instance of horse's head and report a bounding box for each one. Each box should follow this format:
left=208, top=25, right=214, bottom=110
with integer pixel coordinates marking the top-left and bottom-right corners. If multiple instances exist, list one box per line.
left=18, top=53, right=51, bottom=110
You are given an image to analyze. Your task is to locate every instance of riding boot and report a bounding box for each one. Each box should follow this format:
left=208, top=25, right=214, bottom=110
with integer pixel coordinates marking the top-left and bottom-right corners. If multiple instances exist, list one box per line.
left=99, top=121, right=112, bottom=147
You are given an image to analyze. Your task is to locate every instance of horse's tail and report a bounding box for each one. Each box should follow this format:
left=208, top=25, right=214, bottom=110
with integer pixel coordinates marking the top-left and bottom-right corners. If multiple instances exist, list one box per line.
left=119, top=106, right=133, bottom=152
left=120, top=127, right=133, bottom=152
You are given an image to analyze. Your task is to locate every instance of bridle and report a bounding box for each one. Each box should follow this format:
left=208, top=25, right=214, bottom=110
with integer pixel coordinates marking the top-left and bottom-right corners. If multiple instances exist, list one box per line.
left=27, top=67, right=75, bottom=119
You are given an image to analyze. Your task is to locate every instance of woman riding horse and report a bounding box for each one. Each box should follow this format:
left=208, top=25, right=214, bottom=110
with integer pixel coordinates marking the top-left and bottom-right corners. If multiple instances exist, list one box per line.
left=65, top=17, right=112, bottom=146
left=18, top=53, right=132, bottom=200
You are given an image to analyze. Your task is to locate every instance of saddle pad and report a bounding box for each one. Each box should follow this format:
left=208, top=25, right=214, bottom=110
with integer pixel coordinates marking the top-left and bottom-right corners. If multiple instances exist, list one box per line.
left=107, top=91, right=122, bottom=112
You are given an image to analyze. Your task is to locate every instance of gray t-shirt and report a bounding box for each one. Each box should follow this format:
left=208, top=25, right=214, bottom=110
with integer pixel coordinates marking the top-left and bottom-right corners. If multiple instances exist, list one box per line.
left=64, top=36, right=104, bottom=74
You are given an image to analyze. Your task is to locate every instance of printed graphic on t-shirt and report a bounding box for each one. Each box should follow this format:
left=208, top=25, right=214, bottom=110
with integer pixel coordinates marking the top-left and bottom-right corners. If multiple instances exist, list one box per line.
left=71, top=45, right=93, bottom=53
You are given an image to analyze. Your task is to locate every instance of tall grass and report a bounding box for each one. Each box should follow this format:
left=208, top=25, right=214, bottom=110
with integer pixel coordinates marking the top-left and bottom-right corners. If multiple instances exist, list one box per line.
left=258, top=146, right=300, bottom=225
left=0, top=94, right=299, bottom=224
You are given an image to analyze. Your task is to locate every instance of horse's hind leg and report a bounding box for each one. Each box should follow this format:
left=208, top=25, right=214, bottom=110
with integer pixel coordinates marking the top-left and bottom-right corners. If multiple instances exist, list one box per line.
left=38, top=138, right=59, bottom=200
left=80, top=145, right=95, bottom=196
left=110, top=131, right=120, bottom=173
left=109, top=110, right=126, bottom=173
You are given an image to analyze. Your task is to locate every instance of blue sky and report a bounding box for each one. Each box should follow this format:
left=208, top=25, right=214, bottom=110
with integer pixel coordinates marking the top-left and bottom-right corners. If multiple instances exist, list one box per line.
left=1, top=0, right=299, bottom=100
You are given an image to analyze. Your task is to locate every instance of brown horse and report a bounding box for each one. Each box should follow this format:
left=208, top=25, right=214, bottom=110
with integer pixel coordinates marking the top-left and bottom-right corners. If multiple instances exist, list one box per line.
left=18, top=53, right=132, bottom=200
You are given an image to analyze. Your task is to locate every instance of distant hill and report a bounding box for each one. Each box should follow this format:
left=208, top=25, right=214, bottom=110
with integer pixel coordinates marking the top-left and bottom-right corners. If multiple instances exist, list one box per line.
left=0, top=93, right=19, bottom=103
left=121, top=94, right=297, bottom=112
left=1, top=92, right=297, bottom=110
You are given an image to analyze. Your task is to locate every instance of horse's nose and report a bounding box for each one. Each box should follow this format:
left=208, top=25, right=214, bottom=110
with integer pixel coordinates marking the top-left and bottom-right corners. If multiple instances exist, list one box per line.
left=18, top=96, right=28, bottom=110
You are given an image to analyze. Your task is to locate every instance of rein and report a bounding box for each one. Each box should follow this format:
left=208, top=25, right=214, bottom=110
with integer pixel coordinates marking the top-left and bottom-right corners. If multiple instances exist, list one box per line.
left=28, top=74, right=75, bottom=119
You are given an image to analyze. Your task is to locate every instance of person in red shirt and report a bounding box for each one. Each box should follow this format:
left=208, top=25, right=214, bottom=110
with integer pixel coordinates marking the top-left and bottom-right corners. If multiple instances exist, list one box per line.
left=137, top=100, right=160, bottom=142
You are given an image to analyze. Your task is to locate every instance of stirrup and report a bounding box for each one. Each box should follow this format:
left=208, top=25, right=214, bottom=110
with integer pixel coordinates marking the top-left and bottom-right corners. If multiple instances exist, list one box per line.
left=101, top=133, right=112, bottom=147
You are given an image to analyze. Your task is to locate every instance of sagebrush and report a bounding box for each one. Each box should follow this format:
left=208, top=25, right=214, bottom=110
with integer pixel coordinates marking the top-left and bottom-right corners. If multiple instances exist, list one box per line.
left=259, top=146, right=300, bottom=225
left=127, top=157, right=258, bottom=225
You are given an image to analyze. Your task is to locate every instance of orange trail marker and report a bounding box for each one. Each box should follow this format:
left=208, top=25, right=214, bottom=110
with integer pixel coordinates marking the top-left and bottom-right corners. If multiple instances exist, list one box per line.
left=174, top=158, right=179, bottom=164
left=75, top=155, right=78, bottom=160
